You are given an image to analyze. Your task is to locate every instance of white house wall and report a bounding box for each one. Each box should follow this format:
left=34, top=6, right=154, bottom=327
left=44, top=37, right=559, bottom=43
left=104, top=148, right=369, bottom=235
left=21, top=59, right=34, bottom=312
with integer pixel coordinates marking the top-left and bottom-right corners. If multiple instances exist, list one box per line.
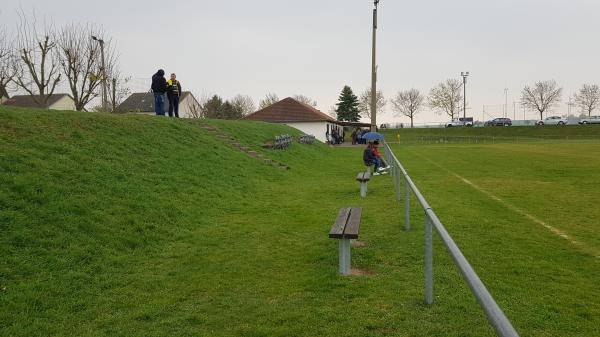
left=283, top=121, right=336, bottom=142
left=49, top=96, right=76, bottom=111
left=178, top=96, right=201, bottom=118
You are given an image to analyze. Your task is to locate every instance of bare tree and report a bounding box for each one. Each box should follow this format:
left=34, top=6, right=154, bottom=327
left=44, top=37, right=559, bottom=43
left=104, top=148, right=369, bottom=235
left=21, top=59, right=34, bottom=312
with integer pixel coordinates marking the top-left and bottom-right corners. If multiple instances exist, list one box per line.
left=293, top=94, right=317, bottom=107
left=103, top=50, right=130, bottom=112
left=520, top=80, right=562, bottom=120
left=428, top=79, right=463, bottom=119
left=0, top=25, right=16, bottom=98
left=258, top=92, right=279, bottom=109
left=107, top=73, right=131, bottom=112
left=391, top=89, right=424, bottom=128
left=57, top=23, right=105, bottom=111
left=230, top=94, right=255, bottom=116
left=358, top=88, right=386, bottom=119
left=12, top=10, right=61, bottom=107
left=574, top=84, right=600, bottom=117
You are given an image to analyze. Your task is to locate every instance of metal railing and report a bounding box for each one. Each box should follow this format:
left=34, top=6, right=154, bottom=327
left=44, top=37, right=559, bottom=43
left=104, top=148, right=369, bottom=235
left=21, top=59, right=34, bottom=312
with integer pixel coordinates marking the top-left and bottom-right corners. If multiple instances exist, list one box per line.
left=383, top=142, right=520, bottom=337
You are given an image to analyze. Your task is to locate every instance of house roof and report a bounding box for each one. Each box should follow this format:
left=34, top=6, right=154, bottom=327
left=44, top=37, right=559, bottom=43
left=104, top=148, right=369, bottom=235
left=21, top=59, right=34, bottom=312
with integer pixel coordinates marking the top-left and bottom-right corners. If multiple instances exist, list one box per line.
left=2, top=94, right=71, bottom=108
left=116, top=91, right=195, bottom=113
left=244, top=97, right=336, bottom=123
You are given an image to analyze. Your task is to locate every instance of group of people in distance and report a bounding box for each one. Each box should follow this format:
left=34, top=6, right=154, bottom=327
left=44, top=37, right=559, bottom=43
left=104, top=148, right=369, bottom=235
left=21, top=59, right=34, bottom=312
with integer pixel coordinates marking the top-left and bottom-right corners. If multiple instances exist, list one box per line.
left=151, top=69, right=182, bottom=117
left=363, top=140, right=390, bottom=176
left=351, top=128, right=370, bottom=145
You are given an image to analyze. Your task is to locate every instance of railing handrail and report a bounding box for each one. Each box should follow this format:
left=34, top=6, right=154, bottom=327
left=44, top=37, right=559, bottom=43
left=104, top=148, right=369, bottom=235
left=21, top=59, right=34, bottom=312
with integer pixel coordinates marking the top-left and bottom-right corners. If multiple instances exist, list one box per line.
left=384, top=142, right=520, bottom=337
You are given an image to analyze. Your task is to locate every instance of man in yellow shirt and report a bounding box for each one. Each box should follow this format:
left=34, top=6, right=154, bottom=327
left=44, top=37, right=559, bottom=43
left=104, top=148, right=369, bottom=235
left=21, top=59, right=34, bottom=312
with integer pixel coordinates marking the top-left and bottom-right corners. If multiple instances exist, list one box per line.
left=166, top=73, right=182, bottom=118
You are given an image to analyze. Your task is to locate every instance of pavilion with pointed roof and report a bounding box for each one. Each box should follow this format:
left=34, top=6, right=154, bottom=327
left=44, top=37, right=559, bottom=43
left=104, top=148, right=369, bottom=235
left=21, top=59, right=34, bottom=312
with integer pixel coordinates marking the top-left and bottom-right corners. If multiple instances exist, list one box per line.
left=243, top=97, right=369, bottom=142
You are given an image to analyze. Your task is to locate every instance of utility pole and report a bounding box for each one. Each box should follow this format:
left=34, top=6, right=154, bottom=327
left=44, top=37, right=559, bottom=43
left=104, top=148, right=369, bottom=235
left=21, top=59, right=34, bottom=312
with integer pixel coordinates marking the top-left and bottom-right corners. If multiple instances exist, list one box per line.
left=92, top=36, right=108, bottom=111
left=370, top=0, right=379, bottom=132
left=513, top=101, right=516, bottom=120
left=461, top=72, right=469, bottom=120
left=482, top=104, right=485, bottom=122
left=112, top=78, right=117, bottom=112
left=503, top=88, right=508, bottom=118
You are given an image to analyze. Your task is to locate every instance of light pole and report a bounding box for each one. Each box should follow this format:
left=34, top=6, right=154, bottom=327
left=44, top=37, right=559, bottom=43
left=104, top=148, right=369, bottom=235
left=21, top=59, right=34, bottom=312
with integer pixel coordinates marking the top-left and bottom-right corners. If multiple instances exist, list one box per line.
left=92, top=35, right=107, bottom=111
left=370, top=0, right=379, bottom=131
left=503, top=88, right=508, bottom=118
left=461, top=71, right=469, bottom=120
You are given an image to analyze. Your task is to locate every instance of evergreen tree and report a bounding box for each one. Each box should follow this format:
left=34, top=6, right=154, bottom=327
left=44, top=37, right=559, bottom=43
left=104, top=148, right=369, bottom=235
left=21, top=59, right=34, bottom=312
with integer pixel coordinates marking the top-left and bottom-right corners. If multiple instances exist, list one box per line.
left=335, top=85, right=360, bottom=121
left=221, top=101, right=237, bottom=119
left=203, top=95, right=224, bottom=118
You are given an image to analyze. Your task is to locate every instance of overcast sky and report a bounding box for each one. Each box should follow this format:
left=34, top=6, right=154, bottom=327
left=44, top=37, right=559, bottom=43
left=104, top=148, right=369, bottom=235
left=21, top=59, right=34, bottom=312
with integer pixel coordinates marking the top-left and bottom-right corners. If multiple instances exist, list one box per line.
left=3, top=0, right=600, bottom=124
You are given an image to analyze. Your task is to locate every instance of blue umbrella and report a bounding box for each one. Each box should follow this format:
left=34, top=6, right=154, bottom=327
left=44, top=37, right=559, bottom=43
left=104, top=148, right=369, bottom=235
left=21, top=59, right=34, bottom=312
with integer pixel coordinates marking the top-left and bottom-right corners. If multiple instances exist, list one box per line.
left=361, top=132, right=385, bottom=140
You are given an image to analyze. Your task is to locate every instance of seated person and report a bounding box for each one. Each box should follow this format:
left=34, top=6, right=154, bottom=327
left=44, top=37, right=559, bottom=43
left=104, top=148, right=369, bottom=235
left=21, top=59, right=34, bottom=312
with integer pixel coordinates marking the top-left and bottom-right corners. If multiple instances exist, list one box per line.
left=363, top=140, right=390, bottom=175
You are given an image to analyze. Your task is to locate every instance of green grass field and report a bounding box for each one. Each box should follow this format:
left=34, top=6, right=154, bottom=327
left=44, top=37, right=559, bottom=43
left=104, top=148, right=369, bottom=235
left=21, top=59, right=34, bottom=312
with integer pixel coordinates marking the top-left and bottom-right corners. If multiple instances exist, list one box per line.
left=382, top=124, right=600, bottom=144
left=1, top=106, right=599, bottom=336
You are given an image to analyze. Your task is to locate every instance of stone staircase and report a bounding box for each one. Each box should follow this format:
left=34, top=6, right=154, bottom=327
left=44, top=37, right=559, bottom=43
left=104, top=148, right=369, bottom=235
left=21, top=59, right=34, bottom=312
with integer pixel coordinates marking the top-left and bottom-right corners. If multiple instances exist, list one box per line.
left=199, top=124, right=289, bottom=170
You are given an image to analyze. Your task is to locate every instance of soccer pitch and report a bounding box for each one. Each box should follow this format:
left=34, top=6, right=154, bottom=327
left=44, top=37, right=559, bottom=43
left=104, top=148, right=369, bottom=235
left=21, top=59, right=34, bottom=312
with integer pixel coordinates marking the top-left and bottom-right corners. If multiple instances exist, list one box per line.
left=388, top=140, right=600, bottom=336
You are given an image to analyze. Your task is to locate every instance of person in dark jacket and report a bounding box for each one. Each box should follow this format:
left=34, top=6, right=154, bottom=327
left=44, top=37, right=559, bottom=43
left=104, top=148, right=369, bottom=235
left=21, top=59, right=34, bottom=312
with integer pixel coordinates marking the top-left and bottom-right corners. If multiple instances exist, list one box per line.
left=151, top=69, right=167, bottom=116
left=363, top=141, right=389, bottom=175
left=166, top=73, right=182, bottom=118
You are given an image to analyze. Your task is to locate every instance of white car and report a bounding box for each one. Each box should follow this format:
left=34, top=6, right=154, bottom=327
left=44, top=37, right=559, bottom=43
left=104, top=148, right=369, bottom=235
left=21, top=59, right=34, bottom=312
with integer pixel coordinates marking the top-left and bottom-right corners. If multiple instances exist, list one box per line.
left=445, top=117, right=473, bottom=127
left=536, top=116, right=568, bottom=126
left=579, top=116, right=600, bottom=125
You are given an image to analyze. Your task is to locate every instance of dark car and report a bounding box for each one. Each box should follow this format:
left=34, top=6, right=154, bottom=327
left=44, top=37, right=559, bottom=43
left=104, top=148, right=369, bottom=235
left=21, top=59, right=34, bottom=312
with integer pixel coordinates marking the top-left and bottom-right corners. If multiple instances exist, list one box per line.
left=485, top=117, right=512, bottom=126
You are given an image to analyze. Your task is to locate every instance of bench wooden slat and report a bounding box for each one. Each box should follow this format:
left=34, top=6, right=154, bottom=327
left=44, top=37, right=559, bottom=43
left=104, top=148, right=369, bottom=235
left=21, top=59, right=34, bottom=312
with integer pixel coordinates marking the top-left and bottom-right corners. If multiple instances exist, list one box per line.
left=343, top=207, right=362, bottom=239
left=356, top=172, right=371, bottom=182
left=329, top=208, right=351, bottom=238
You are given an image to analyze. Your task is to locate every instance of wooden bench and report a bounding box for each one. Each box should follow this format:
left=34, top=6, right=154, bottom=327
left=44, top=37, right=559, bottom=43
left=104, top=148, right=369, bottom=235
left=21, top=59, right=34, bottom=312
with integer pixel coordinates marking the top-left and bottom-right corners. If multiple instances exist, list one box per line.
left=356, top=172, right=371, bottom=198
left=329, top=207, right=362, bottom=275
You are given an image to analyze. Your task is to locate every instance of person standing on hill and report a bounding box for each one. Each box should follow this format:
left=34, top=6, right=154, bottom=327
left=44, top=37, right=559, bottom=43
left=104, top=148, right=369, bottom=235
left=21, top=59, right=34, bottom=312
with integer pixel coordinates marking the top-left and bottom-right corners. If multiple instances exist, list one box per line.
left=151, top=69, right=167, bottom=116
left=166, top=73, right=182, bottom=118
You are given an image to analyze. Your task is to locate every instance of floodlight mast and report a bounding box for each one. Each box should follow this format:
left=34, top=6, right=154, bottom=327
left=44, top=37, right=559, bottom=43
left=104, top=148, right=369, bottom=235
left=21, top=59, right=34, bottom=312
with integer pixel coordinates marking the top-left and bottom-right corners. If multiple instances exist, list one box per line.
left=92, top=36, right=108, bottom=111
left=461, top=71, right=469, bottom=120
left=370, top=0, right=379, bottom=131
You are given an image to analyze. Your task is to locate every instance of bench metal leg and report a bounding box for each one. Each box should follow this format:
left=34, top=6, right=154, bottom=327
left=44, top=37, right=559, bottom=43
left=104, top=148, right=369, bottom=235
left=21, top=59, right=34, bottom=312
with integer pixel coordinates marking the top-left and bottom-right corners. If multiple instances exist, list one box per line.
left=339, top=238, right=351, bottom=275
left=360, top=182, right=367, bottom=198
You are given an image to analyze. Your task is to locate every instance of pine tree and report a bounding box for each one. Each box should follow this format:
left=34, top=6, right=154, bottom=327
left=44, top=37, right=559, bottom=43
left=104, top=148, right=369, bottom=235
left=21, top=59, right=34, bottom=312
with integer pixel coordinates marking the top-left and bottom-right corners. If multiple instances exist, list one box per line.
left=335, top=85, right=360, bottom=121
left=203, top=95, right=224, bottom=118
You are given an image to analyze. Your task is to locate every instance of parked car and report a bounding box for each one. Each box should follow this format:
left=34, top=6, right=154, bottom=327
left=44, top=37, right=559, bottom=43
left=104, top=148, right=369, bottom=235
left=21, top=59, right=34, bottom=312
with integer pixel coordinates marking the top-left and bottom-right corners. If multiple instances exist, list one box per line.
left=485, top=117, right=512, bottom=126
left=445, top=117, right=473, bottom=127
left=536, top=116, right=568, bottom=126
left=579, top=115, right=600, bottom=125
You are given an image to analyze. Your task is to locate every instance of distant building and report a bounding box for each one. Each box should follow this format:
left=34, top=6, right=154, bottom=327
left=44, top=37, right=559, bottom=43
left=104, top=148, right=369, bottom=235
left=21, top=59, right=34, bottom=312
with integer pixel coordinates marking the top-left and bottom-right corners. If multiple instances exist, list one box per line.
left=243, top=97, right=368, bottom=142
left=2, top=94, right=75, bottom=110
left=116, top=92, right=201, bottom=118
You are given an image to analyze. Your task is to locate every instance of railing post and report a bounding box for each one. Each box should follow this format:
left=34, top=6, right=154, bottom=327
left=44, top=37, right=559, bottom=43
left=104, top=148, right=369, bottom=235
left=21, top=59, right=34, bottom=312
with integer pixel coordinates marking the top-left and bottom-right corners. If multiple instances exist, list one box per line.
left=393, top=161, right=400, bottom=201
left=404, top=176, right=411, bottom=231
left=425, top=211, right=433, bottom=304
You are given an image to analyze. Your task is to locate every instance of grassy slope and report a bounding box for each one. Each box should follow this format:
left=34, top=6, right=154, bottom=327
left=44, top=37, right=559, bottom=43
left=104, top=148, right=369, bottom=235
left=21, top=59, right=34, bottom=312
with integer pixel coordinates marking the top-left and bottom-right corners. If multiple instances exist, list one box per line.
left=1, top=106, right=599, bottom=336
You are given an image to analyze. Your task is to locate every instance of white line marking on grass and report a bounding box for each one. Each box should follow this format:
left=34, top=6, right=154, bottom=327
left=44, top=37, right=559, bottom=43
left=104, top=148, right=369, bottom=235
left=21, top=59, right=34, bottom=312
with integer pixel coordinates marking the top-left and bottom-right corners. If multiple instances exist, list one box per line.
left=409, top=151, right=600, bottom=259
